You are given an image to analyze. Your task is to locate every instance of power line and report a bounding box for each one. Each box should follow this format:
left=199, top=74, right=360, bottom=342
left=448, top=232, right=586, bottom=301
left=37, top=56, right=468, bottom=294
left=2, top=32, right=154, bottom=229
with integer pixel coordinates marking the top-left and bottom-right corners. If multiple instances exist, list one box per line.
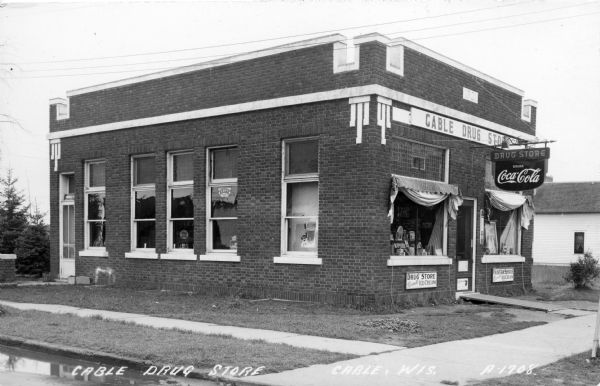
left=5, top=7, right=600, bottom=80
left=7, top=0, right=594, bottom=74
left=0, top=0, right=536, bottom=66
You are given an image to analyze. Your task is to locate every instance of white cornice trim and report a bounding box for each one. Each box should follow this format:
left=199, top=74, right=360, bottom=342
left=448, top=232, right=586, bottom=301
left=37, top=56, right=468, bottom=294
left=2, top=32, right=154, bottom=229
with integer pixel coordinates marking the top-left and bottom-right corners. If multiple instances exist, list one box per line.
left=390, top=37, right=524, bottom=96
left=524, top=99, right=538, bottom=107
left=48, top=84, right=538, bottom=143
left=67, top=34, right=346, bottom=97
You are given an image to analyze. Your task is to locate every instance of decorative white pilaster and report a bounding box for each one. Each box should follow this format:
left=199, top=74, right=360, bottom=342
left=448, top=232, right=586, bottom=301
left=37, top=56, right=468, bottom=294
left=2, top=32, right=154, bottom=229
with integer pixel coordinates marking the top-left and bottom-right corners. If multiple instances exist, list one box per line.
left=377, top=96, right=392, bottom=145
left=50, top=139, right=61, bottom=172
left=349, top=96, right=370, bottom=144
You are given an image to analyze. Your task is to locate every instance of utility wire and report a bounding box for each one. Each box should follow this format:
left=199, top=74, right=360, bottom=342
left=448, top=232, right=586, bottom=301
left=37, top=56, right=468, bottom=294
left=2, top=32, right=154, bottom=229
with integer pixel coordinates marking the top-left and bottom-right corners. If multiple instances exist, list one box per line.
left=0, top=0, right=537, bottom=66
left=7, top=0, right=594, bottom=74
left=6, top=7, right=600, bottom=80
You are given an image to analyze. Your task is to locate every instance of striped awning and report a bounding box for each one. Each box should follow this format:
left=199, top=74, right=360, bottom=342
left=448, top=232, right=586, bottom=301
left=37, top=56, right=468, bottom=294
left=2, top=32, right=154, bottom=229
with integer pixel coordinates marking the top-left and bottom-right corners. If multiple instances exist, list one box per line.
left=391, top=175, right=459, bottom=196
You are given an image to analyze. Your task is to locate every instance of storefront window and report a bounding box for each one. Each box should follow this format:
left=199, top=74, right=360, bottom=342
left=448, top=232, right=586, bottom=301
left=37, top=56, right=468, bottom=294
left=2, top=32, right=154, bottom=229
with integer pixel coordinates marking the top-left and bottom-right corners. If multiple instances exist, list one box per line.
left=283, top=139, right=318, bottom=254
left=85, top=161, right=106, bottom=248
left=168, top=152, right=194, bottom=251
left=132, top=155, right=155, bottom=250
left=208, top=147, right=238, bottom=251
left=390, top=192, right=444, bottom=256
left=484, top=207, right=518, bottom=255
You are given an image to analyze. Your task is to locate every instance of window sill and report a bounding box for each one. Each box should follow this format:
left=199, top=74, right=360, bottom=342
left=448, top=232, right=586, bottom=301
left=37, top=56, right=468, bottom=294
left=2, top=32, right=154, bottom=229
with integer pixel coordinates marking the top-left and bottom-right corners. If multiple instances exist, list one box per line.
left=199, top=253, right=240, bottom=262
left=125, top=251, right=158, bottom=259
left=0, top=254, right=16, bottom=260
left=387, top=256, right=452, bottom=266
left=482, top=255, right=525, bottom=264
left=273, top=256, right=322, bottom=265
left=161, top=252, right=197, bottom=261
left=78, top=249, right=109, bottom=257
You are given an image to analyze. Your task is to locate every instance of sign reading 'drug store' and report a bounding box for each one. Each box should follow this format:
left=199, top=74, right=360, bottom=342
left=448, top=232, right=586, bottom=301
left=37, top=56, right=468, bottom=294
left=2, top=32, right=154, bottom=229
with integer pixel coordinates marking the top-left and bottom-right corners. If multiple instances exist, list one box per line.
left=406, top=271, right=437, bottom=290
left=409, top=108, right=515, bottom=147
left=492, top=268, right=514, bottom=283
left=492, top=148, right=549, bottom=191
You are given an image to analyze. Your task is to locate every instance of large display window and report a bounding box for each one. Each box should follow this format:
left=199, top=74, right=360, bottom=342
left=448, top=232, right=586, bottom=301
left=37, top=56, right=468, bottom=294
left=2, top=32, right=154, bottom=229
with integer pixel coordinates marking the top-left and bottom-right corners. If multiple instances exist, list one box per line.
left=390, top=193, right=444, bottom=256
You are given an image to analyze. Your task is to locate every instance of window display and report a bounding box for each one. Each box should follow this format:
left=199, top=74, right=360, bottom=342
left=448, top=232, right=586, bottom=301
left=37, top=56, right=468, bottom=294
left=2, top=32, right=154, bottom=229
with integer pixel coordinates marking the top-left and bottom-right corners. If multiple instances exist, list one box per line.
left=132, top=156, right=156, bottom=250
left=168, top=152, right=194, bottom=251
left=85, top=161, right=106, bottom=249
left=390, top=192, right=443, bottom=256
left=208, top=147, right=238, bottom=251
left=283, top=139, right=319, bottom=254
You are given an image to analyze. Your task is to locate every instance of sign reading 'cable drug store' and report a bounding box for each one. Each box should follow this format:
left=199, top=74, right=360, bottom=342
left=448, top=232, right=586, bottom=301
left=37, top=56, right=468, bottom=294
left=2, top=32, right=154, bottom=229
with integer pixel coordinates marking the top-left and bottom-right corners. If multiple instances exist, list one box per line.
left=410, top=108, right=515, bottom=147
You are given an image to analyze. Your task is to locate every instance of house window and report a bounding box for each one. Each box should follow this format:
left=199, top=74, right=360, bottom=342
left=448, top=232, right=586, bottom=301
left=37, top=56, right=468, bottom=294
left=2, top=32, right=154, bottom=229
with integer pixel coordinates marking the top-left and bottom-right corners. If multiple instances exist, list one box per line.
left=283, top=139, right=319, bottom=254
left=207, top=147, right=238, bottom=252
left=85, top=161, right=106, bottom=248
left=391, top=192, right=444, bottom=256
left=574, top=232, right=585, bottom=254
left=132, top=155, right=156, bottom=250
left=168, top=152, right=194, bottom=251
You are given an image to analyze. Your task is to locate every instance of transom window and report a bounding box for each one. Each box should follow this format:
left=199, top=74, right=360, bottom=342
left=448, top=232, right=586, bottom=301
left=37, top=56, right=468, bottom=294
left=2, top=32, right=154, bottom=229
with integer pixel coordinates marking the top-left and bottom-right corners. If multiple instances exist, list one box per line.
left=168, top=152, right=194, bottom=251
left=283, top=139, right=319, bottom=254
left=207, top=147, right=238, bottom=252
left=85, top=161, right=106, bottom=249
left=132, top=155, right=156, bottom=250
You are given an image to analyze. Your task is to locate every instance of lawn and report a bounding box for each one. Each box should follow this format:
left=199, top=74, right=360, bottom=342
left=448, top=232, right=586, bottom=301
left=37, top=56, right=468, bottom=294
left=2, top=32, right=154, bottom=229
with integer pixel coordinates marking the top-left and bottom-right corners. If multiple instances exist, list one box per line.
left=473, top=351, right=600, bottom=385
left=0, top=285, right=549, bottom=347
left=0, top=307, right=354, bottom=374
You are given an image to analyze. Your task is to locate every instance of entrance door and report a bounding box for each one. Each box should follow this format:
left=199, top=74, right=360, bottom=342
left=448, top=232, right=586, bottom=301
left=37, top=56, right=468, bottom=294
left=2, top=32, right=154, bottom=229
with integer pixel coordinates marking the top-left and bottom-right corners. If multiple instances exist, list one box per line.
left=60, top=204, right=75, bottom=278
left=456, top=198, right=476, bottom=292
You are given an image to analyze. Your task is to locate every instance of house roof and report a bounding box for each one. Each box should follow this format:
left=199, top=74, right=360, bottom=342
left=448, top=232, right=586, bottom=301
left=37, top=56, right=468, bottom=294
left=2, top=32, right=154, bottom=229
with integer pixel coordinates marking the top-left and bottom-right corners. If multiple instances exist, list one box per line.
left=535, top=182, right=600, bottom=214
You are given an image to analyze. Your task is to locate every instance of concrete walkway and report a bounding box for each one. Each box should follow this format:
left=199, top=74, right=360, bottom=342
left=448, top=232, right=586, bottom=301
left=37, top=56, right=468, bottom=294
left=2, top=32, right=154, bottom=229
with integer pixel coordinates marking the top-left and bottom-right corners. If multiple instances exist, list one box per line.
left=0, top=300, right=402, bottom=356
left=242, top=313, right=597, bottom=386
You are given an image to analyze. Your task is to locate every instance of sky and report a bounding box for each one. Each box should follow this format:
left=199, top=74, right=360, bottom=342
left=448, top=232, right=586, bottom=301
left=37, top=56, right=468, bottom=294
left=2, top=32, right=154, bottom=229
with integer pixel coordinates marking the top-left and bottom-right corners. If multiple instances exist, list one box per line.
left=1, top=0, right=600, bottom=216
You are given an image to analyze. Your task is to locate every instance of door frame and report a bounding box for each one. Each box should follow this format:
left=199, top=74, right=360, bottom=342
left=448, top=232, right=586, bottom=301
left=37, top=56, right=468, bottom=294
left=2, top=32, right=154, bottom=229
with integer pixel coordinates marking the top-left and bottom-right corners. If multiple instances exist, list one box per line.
left=458, top=196, right=477, bottom=293
left=59, top=173, right=75, bottom=279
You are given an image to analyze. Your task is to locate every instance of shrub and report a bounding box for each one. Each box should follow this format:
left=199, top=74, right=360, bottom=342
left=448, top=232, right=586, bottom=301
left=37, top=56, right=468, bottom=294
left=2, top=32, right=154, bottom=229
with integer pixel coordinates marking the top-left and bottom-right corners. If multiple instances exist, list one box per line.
left=564, top=251, right=600, bottom=288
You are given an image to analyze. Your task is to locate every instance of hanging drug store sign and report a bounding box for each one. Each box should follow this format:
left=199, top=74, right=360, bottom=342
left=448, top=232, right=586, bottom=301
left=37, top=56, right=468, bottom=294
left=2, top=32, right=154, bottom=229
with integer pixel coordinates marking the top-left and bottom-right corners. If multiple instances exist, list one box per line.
left=409, top=108, right=516, bottom=147
left=406, top=271, right=437, bottom=290
left=492, top=268, right=514, bottom=282
left=492, top=148, right=550, bottom=191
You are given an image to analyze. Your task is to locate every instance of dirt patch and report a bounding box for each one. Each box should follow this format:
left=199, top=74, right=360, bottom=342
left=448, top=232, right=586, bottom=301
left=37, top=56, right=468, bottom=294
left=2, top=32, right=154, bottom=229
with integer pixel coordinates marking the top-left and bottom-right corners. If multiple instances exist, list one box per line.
left=357, top=318, right=422, bottom=333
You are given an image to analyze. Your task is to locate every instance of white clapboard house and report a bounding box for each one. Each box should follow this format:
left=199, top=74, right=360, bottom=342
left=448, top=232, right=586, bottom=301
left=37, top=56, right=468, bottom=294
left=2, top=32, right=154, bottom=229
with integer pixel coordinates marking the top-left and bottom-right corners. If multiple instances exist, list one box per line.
left=533, top=182, right=600, bottom=268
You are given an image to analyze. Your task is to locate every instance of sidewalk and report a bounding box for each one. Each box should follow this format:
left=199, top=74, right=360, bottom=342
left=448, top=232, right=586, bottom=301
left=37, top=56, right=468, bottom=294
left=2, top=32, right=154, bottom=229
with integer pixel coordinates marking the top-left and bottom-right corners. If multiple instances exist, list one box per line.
left=242, top=313, right=597, bottom=386
left=0, top=300, right=402, bottom=356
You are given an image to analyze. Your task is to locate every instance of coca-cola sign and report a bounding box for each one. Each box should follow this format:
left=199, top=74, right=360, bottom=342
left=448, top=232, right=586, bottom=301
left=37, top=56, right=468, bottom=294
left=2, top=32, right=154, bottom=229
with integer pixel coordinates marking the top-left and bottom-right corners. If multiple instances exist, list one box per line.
left=494, top=160, right=545, bottom=191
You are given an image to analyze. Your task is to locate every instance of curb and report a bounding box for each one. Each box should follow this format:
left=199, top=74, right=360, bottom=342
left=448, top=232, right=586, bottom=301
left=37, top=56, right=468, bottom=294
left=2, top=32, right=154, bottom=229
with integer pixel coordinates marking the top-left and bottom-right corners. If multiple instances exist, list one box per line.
left=0, top=334, right=272, bottom=385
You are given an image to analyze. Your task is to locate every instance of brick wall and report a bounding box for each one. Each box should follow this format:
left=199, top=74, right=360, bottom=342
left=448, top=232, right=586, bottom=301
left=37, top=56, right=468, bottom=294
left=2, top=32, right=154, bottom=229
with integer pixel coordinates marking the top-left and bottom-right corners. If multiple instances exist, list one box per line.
left=50, top=40, right=534, bottom=136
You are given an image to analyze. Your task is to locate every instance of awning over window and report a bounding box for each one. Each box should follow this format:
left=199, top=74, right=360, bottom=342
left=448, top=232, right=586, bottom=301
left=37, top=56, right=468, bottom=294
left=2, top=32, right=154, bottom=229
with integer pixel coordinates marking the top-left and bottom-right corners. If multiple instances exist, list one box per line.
left=486, top=189, right=535, bottom=230
left=389, top=175, right=463, bottom=221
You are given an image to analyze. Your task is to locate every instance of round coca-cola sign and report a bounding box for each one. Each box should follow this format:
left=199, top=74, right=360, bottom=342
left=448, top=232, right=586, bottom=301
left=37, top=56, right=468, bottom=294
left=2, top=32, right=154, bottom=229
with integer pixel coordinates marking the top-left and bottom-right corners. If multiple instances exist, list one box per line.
left=494, top=160, right=545, bottom=191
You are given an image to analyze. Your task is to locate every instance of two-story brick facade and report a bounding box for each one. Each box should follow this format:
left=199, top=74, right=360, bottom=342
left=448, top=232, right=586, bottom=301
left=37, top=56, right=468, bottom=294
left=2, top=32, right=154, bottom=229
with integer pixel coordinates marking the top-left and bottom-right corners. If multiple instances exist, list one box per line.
left=48, top=33, right=539, bottom=304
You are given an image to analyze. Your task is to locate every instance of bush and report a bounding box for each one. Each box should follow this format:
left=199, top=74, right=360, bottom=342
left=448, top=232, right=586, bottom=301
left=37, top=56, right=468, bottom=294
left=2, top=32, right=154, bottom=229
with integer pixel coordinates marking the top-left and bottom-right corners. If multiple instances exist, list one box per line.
left=564, top=252, right=600, bottom=288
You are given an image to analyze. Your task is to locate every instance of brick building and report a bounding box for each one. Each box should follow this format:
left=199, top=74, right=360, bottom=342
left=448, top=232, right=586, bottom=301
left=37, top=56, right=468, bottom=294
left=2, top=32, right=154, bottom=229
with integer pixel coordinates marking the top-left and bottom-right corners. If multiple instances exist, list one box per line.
left=48, top=33, right=539, bottom=304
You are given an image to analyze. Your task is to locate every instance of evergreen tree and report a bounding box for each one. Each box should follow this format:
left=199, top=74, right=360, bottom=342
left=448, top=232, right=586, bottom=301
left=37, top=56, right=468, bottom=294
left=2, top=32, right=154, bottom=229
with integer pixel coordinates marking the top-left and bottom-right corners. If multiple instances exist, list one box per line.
left=0, top=169, right=29, bottom=254
left=15, top=207, right=50, bottom=275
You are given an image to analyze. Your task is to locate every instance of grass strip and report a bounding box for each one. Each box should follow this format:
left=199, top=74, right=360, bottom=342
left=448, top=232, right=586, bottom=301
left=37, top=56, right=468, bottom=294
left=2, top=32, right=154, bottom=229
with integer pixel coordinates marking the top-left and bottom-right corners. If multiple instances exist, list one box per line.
left=0, top=307, right=355, bottom=374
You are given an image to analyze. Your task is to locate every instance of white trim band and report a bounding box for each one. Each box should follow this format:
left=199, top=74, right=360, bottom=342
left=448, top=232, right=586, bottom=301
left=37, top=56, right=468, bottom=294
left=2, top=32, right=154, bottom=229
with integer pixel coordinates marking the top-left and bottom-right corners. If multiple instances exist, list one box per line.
left=48, top=85, right=539, bottom=144
left=482, top=255, right=526, bottom=263
left=0, top=254, right=16, bottom=260
left=199, top=253, right=241, bottom=262
left=78, top=249, right=109, bottom=258
left=387, top=256, right=453, bottom=266
left=125, top=251, right=159, bottom=259
left=161, top=252, right=197, bottom=261
left=273, top=256, right=322, bottom=265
